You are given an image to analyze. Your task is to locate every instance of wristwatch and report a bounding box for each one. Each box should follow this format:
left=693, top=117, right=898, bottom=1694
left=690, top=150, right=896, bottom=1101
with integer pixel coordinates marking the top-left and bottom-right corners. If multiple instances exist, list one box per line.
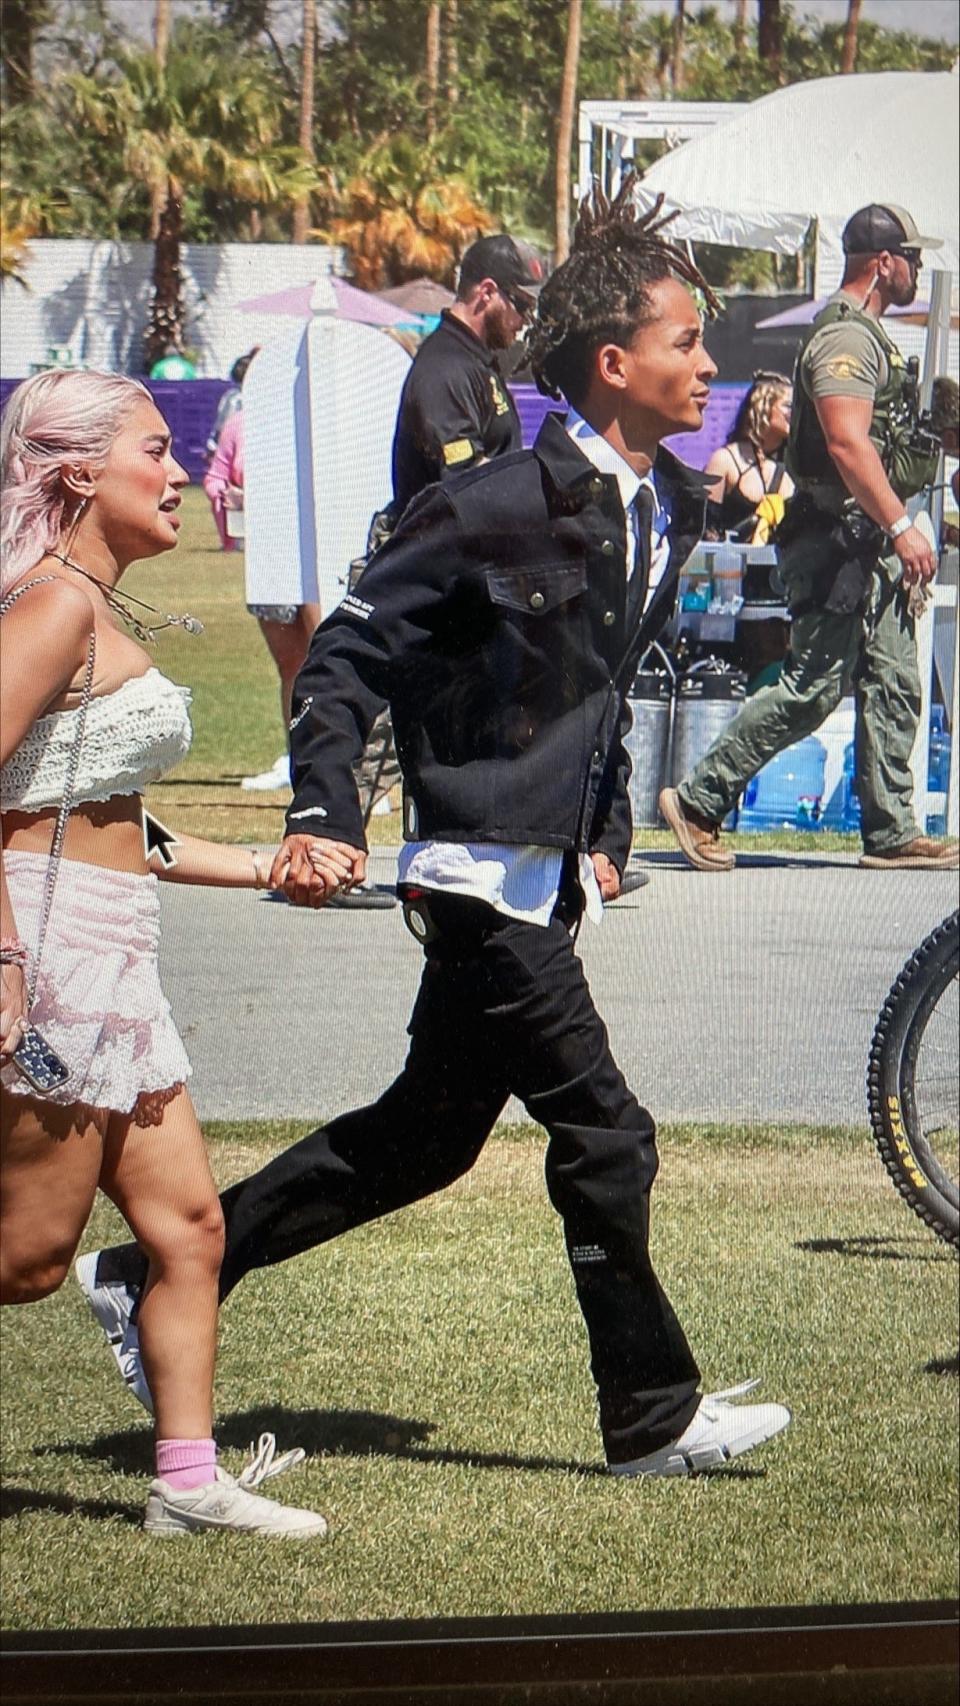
left=888, top=513, right=913, bottom=540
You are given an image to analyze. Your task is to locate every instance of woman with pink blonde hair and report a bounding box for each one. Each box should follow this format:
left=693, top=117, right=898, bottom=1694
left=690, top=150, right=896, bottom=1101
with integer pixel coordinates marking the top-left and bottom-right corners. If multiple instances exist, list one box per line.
left=0, top=369, right=332, bottom=1538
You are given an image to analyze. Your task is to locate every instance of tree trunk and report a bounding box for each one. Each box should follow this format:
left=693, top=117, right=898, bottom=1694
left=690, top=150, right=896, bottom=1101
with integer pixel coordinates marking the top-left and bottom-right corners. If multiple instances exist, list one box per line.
left=154, top=0, right=171, bottom=69
left=443, top=0, right=459, bottom=106
left=840, top=0, right=862, bottom=74
left=292, top=0, right=317, bottom=243
left=733, top=0, right=748, bottom=56
left=616, top=0, right=635, bottom=101
left=0, top=0, right=46, bottom=105
left=145, top=179, right=185, bottom=372
left=671, top=0, right=686, bottom=94
left=425, top=2, right=440, bottom=142
left=149, top=0, right=172, bottom=241
left=757, top=0, right=782, bottom=79
left=554, top=0, right=582, bottom=266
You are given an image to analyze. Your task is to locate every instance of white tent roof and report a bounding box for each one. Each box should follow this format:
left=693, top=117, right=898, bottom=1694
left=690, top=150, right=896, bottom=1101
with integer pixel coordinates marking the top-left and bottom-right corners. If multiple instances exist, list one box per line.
left=634, top=72, right=959, bottom=273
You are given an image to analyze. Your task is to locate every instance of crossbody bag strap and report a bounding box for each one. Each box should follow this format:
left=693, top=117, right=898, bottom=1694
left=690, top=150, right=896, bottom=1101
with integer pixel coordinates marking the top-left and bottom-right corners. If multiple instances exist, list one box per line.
left=1, top=577, right=97, bottom=1001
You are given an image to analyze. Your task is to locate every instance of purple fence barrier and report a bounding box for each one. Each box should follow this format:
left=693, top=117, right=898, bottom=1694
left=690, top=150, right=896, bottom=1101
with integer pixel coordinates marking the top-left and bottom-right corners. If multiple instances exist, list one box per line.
left=1, top=375, right=749, bottom=485
left=0, top=377, right=232, bottom=483
left=510, top=381, right=748, bottom=470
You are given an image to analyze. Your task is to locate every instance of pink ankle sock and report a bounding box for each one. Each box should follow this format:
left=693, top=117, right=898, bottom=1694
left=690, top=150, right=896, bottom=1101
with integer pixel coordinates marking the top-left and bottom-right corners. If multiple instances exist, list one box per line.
left=155, top=1438, right=217, bottom=1491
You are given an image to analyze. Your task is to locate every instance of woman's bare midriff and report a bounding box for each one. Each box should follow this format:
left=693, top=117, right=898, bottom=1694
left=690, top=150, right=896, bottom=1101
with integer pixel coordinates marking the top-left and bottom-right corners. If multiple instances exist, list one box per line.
left=2, top=795, right=150, bottom=872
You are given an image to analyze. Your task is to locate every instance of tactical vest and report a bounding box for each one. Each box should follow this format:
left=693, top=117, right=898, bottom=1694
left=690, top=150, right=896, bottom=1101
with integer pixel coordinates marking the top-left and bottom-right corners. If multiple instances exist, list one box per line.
left=785, top=298, right=938, bottom=503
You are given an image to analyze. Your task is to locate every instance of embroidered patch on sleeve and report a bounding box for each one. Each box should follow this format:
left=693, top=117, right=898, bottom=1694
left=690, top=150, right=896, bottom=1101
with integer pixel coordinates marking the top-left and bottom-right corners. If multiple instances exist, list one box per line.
left=442, top=438, right=475, bottom=466
left=824, top=355, right=868, bottom=382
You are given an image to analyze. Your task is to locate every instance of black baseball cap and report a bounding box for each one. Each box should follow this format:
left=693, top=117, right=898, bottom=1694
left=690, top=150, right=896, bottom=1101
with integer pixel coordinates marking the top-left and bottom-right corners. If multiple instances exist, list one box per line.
left=842, top=203, right=942, bottom=257
left=458, top=234, right=544, bottom=297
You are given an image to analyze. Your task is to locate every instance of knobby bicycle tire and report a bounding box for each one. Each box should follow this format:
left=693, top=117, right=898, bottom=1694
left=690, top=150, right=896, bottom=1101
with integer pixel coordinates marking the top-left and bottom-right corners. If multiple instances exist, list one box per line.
left=867, top=910, right=959, bottom=1249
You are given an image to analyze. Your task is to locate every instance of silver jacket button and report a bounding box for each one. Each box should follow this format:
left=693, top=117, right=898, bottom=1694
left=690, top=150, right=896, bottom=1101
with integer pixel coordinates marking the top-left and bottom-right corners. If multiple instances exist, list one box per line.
left=589, top=476, right=604, bottom=495
left=603, top=609, right=616, bottom=626
left=600, top=539, right=616, bottom=556
left=529, top=590, right=545, bottom=610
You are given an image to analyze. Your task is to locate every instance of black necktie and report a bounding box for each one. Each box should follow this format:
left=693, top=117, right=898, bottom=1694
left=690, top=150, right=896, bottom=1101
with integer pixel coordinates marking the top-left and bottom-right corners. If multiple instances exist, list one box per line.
left=630, top=485, right=655, bottom=616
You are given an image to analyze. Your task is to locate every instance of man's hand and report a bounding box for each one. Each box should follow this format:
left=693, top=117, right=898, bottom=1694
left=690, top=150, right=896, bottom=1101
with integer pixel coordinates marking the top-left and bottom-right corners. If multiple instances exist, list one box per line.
left=894, top=523, right=937, bottom=587
left=269, top=835, right=367, bottom=908
left=591, top=852, right=621, bottom=902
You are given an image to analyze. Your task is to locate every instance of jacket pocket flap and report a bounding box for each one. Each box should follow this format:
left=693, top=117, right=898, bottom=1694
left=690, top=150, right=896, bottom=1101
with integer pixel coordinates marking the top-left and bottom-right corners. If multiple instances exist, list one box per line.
left=485, top=561, right=587, bottom=614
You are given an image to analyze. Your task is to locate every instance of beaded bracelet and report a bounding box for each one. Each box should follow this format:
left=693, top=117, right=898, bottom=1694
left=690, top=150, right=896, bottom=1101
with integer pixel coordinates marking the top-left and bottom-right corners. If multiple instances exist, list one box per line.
left=0, top=936, right=31, bottom=970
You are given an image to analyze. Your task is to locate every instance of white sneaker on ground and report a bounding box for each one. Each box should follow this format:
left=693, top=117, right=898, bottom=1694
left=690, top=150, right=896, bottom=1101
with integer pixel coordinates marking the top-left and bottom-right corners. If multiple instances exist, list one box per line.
left=608, top=1379, right=791, bottom=1478
left=240, top=753, right=290, bottom=792
left=74, top=1251, right=152, bottom=1414
left=144, top=1433, right=328, bottom=1538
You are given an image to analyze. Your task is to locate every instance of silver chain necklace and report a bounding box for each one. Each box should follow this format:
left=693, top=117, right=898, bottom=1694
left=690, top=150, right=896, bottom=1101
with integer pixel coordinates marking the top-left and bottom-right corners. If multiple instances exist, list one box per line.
left=50, top=552, right=204, bottom=643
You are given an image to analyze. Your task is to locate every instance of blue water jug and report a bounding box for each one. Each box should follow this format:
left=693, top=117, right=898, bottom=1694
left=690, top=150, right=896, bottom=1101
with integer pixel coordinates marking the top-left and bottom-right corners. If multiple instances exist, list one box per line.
left=738, top=735, right=827, bottom=831
left=840, top=741, right=861, bottom=833
left=926, top=718, right=951, bottom=836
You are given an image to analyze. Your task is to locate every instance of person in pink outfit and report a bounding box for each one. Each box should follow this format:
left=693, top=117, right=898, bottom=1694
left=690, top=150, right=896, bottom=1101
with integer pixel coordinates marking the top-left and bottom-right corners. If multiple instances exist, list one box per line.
left=0, top=370, right=329, bottom=1538
left=203, top=406, right=245, bottom=553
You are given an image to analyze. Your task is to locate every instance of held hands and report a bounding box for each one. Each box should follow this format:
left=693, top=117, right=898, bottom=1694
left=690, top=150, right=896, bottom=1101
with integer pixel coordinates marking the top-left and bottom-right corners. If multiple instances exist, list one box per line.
left=0, top=961, right=29, bottom=1061
left=269, top=835, right=367, bottom=908
left=591, top=852, right=621, bottom=903
left=894, top=524, right=937, bottom=587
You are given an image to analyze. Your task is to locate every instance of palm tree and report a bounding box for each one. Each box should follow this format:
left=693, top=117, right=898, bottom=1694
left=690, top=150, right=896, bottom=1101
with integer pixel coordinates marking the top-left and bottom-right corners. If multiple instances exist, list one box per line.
left=292, top=0, right=317, bottom=242
left=840, top=0, right=863, bottom=74
left=321, top=136, right=491, bottom=289
left=0, top=185, right=34, bottom=287
left=555, top=0, right=582, bottom=265
left=671, top=0, right=687, bottom=93
left=65, top=44, right=318, bottom=367
left=757, top=0, right=783, bottom=81
left=425, top=3, right=441, bottom=142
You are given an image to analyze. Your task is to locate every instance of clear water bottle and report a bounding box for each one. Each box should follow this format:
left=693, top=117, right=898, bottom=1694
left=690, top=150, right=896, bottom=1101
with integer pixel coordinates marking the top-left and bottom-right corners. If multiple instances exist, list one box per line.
left=840, top=741, right=861, bottom=834
left=738, top=735, right=827, bottom=831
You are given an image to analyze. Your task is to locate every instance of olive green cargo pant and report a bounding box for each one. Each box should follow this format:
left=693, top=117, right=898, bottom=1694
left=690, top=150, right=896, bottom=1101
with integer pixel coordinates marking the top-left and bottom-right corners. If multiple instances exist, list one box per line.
left=677, top=543, right=922, bottom=855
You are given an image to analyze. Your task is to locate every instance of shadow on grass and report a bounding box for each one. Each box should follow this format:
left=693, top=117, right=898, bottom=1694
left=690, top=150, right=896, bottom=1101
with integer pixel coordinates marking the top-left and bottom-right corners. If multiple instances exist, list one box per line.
left=633, top=850, right=857, bottom=871
left=34, top=1407, right=766, bottom=1483
left=924, top=1353, right=959, bottom=1377
left=796, top=1233, right=953, bottom=1261
left=1, top=1485, right=141, bottom=1525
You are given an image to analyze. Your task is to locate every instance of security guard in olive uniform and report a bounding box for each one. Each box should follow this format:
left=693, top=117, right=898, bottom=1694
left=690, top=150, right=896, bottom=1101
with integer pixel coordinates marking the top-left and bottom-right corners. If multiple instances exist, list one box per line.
left=662, top=203, right=958, bottom=871
left=390, top=234, right=541, bottom=515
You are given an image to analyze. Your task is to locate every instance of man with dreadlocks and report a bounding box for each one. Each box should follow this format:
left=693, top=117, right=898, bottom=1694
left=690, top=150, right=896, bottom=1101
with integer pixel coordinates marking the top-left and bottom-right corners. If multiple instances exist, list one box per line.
left=78, top=183, right=791, bottom=1479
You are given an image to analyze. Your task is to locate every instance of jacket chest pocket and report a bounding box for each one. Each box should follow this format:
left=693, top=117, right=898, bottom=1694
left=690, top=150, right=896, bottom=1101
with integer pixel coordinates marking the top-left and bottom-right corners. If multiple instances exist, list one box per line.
left=484, top=560, right=587, bottom=616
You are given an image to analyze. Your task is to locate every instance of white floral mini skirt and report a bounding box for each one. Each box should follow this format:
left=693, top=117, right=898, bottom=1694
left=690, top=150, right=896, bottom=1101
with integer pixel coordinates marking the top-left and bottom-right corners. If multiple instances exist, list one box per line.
left=1, top=851, right=191, bottom=1123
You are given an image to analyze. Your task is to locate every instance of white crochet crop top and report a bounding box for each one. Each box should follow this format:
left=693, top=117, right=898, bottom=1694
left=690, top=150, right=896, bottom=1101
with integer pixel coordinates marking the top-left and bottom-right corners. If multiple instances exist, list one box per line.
left=0, top=668, right=192, bottom=813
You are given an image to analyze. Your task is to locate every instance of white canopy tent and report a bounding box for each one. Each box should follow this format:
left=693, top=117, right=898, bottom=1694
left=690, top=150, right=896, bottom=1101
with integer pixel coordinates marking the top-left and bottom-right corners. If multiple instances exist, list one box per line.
left=632, top=70, right=959, bottom=836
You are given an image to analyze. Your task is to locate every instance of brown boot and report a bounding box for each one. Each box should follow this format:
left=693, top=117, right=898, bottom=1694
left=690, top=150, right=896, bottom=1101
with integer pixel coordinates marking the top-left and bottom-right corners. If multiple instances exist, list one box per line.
left=859, top=838, right=959, bottom=870
left=659, top=787, right=735, bottom=872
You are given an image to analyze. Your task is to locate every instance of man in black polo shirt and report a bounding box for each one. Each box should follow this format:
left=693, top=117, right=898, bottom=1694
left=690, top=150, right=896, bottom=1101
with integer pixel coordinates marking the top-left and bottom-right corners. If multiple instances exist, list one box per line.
left=390, top=233, right=541, bottom=515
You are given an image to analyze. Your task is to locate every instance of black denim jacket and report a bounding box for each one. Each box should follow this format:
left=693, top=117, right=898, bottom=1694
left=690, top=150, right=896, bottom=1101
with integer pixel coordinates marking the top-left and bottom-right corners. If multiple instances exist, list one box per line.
left=286, top=412, right=710, bottom=871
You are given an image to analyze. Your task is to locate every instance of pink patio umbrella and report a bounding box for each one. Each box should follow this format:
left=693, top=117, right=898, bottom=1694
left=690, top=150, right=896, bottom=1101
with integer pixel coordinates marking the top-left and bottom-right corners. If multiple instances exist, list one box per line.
left=234, top=277, right=412, bottom=326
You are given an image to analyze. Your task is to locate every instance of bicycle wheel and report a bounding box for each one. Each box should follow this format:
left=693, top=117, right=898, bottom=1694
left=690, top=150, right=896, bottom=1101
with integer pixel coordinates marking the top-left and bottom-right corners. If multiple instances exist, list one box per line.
left=867, top=910, right=959, bottom=1249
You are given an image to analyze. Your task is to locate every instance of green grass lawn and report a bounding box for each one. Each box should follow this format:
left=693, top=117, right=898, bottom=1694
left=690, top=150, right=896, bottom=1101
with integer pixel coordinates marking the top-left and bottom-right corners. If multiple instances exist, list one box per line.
left=132, top=488, right=864, bottom=855
left=1, top=1120, right=956, bottom=1632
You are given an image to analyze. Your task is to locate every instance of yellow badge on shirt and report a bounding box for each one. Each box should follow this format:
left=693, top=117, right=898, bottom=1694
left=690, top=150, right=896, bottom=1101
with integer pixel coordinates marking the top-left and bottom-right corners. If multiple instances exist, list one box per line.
left=825, top=355, right=868, bottom=382
left=489, top=376, right=509, bottom=416
left=442, top=438, right=475, bottom=466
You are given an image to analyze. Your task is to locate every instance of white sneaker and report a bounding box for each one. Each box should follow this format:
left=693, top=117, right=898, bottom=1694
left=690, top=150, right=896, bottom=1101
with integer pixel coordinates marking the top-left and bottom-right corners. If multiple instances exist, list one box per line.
left=144, top=1434, right=328, bottom=1538
left=608, top=1379, right=791, bottom=1478
left=74, top=1251, right=152, bottom=1414
left=240, top=753, right=290, bottom=791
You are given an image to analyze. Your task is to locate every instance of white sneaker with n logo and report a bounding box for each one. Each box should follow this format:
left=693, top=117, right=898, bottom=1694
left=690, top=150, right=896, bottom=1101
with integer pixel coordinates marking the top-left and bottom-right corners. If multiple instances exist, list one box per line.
left=144, top=1435, right=328, bottom=1537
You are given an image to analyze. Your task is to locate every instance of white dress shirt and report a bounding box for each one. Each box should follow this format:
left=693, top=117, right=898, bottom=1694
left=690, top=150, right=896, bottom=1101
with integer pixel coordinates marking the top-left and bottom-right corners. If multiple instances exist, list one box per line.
left=396, top=414, right=670, bottom=925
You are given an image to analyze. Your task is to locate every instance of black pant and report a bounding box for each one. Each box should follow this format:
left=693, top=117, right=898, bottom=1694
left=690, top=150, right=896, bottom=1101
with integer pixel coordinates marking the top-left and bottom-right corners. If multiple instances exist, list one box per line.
left=100, top=891, right=700, bottom=1463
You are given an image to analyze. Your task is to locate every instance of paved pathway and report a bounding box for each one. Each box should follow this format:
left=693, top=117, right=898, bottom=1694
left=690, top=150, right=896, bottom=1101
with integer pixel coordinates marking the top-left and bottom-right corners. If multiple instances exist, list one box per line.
left=158, top=846, right=956, bottom=1128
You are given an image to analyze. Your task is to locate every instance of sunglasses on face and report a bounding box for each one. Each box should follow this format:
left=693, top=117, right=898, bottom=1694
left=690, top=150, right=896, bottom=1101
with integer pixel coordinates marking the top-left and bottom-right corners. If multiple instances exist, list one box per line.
left=895, top=249, right=922, bottom=269
left=499, top=285, right=535, bottom=319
